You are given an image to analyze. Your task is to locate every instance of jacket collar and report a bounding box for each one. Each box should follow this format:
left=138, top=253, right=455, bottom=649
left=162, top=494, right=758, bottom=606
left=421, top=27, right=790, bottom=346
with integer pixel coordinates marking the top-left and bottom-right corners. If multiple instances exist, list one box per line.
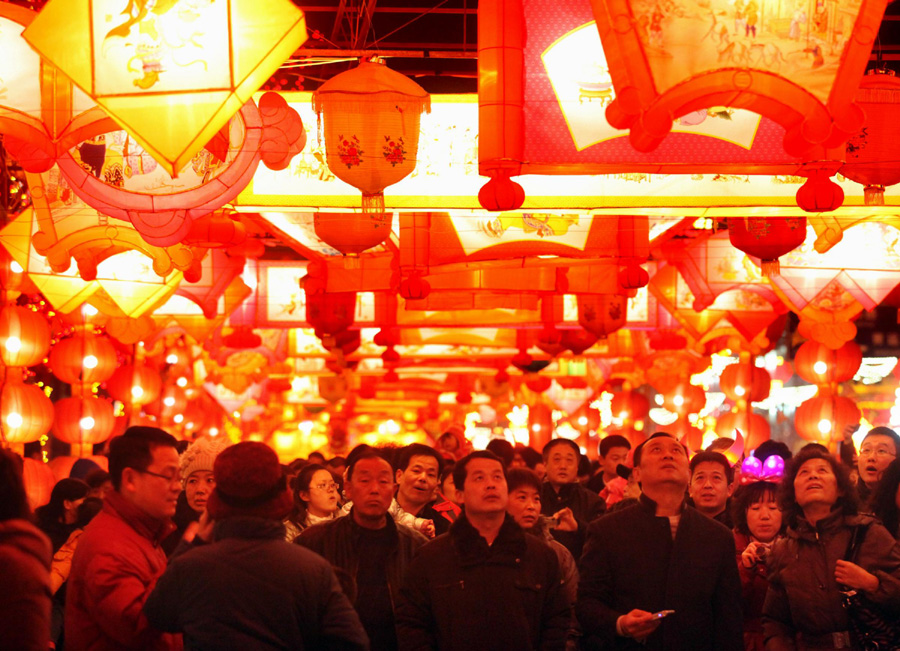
left=638, top=491, right=686, bottom=516
left=789, top=508, right=874, bottom=541
left=105, top=490, right=176, bottom=545
left=346, top=506, right=400, bottom=542
left=450, top=512, right=527, bottom=566
left=543, top=481, right=577, bottom=499
left=214, top=516, right=286, bottom=541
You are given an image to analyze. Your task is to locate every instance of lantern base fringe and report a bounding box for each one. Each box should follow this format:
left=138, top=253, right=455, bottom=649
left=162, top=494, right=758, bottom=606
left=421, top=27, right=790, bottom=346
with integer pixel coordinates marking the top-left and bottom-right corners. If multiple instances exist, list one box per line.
left=864, top=185, right=885, bottom=205
left=313, top=95, right=431, bottom=118
left=760, top=259, right=781, bottom=277
left=343, top=254, right=361, bottom=269
left=362, top=192, right=385, bottom=215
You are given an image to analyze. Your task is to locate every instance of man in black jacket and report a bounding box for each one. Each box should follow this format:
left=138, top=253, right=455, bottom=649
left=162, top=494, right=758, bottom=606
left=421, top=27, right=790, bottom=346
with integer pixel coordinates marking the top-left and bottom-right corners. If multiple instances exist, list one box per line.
left=396, top=450, right=570, bottom=651
left=297, top=449, right=427, bottom=651
left=540, top=438, right=605, bottom=559
left=394, top=443, right=450, bottom=537
left=577, top=432, right=743, bottom=651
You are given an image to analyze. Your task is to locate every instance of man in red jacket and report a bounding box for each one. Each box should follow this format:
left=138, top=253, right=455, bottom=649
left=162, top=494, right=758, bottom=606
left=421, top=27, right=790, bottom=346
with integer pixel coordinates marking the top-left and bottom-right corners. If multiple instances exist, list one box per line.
left=66, top=427, right=182, bottom=651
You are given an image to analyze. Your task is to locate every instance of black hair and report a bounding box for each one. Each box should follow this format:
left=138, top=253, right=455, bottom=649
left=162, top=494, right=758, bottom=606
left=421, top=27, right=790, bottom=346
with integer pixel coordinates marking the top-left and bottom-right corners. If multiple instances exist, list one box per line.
left=453, top=450, right=506, bottom=490
left=34, top=478, right=89, bottom=526
left=542, top=438, right=580, bottom=461
left=108, top=426, right=178, bottom=491
left=84, top=469, right=111, bottom=490
left=440, top=462, right=456, bottom=485
left=486, top=439, right=515, bottom=467
left=730, top=481, right=782, bottom=537
left=506, top=467, right=542, bottom=494
left=633, top=432, right=685, bottom=467
left=863, top=427, right=900, bottom=457
left=515, top=445, right=543, bottom=470
left=0, top=449, right=29, bottom=522
left=346, top=448, right=393, bottom=480
left=690, top=450, right=735, bottom=484
left=396, top=443, right=444, bottom=474
left=599, top=435, right=631, bottom=458
left=578, top=455, right=592, bottom=477
left=308, top=451, right=327, bottom=463
left=871, top=458, right=900, bottom=537
left=326, top=456, right=347, bottom=469
left=288, top=463, right=337, bottom=524
left=754, top=439, right=792, bottom=463
left=779, top=447, right=860, bottom=525
left=75, top=496, right=104, bottom=528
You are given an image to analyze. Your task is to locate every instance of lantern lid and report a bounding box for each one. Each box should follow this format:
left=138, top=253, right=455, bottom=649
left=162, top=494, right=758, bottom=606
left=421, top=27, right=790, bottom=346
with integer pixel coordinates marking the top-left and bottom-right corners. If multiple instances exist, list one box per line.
left=313, top=60, right=430, bottom=115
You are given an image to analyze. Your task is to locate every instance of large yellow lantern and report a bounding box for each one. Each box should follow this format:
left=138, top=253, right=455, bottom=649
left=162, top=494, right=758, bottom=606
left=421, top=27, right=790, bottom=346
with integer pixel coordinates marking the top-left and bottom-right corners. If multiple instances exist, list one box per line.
left=23, top=0, right=307, bottom=175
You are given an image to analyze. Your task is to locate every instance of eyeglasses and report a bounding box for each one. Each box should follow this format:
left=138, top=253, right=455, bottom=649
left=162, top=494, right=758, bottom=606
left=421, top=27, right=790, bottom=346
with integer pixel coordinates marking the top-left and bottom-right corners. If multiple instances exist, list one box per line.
left=859, top=447, right=897, bottom=459
left=312, top=482, right=338, bottom=492
left=134, top=468, right=182, bottom=484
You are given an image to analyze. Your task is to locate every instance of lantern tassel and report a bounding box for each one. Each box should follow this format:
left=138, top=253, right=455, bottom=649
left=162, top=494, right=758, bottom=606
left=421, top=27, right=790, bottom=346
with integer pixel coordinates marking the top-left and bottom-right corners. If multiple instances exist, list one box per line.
left=760, top=259, right=781, bottom=277
left=864, top=185, right=885, bottom=206
left=362, top=191, right=385, bottom=215
left=343, top=254, right=361, bottom=270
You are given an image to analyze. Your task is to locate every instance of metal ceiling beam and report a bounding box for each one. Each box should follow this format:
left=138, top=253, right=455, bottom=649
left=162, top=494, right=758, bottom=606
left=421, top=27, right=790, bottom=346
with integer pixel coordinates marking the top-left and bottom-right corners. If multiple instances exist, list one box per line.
left=353, top=0, right=378, bottom=49
left=331, top=0, right=349, bottom=43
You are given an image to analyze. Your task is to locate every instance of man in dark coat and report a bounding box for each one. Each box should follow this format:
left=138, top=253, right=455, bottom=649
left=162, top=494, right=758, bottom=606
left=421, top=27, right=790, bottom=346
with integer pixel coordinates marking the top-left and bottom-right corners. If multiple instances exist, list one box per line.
left=394, top=443, right=450, bottom=537
left=577, top=432, right=743, bottom=651
left=540, top=439, right=606, bottom=559
left=396, top=450, right=570, bottom=651
left=144, top=442, right=368, bottom=650
left=297, top=449, right=427, bottom=651
left=687, top=450, right=735, bottom=529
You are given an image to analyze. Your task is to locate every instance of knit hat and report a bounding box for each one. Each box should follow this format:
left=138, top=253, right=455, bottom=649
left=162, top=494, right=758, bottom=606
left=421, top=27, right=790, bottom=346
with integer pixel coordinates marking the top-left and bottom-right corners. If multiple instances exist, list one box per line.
left=206, top=442, right=294, bottom=521
left=180, top=436, right=233, bottom=485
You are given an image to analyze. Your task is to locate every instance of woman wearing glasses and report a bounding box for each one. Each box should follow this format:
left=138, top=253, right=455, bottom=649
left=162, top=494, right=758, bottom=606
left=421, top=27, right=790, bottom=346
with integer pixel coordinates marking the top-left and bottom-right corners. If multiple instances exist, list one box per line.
left=284, top=464, right=340, bottom=542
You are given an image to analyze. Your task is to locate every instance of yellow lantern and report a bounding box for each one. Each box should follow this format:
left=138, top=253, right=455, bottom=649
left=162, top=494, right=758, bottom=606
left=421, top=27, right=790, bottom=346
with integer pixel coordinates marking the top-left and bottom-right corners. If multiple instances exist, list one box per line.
left=23, top=0, right=307, bottom=175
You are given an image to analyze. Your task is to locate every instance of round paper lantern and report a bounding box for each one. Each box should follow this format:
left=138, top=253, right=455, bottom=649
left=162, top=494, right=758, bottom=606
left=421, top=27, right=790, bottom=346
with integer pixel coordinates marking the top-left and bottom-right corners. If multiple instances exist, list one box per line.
left=578, top=294, right=627, bottom=339
left=841, top=70, right=900, bottom=206
left=0, top=380, right=54, bottom=445
left=796, top=170, right=844, bottom=213
left=106, top=363, right=162, bottom=407
left=314, top=212, right=393, bottom=261
left=306, top=292, right=356, bottom=343
left=53, top=396, right=116, bottom=447
left=669, top=419, right=703, bottom=452
left=313, top=60, right=430, bottom=214
left=795, top=394, right=861, bottom=442
left=716, top=411, right=771, bottom=451
left=720, top=363, right=771, bottom=403
left=561, top=329, right=599, bottom=355
left=144, top=385, right=188, bottom=421
left=794, top=341, right=862, bottom=385
left=318, top=375, right=348, bottom=404
left=22, top=457, right=55, bottom=510
left=478, top=174, right=525, bottom=212
left=610, top=390, right=650, bottom=423
left=528, top=403, right=553, bottom=450
left=49, top=332, right=118, bottom=386
left=398, top=273, right=431, bottom=300
left=728, top=217, right=807, bottom=276
left=0, top=305, right=51, bottom=368
left=663, top=383, right=706, bottom=417
left=525, top=375, right=552, bottom=394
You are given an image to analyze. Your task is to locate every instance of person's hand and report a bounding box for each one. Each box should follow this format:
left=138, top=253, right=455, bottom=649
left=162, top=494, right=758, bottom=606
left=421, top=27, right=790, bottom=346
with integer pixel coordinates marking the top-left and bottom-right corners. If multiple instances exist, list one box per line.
left=741, top=541, right=770, bottom=568
left=835, top=560, right=879, bottom=593
left=617, top=609, right=662, bottom=641
left=183, top=509, right=215, bottom=544
left=842, top=423, right=860, bottom=442
left=551, top=508, right=578, bottom=532
left=420, top=519, right=436, bottom=538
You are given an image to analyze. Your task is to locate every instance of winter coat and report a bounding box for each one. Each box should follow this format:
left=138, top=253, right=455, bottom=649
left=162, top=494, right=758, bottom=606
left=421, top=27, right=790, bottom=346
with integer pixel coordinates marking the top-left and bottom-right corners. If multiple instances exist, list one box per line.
left=540, top=482, right=606, bottom=560
left=144, top=516, right=369, bottom=651
left=65, top=490, right=181, bottom=651
left=577, top=493, right=744, bottom=651
left=0, top=519, right=52, bottom=651
left=762, top=511, right=900, bottom=651
left=734, top=530, right=775, bottom=651
left=395, top=513, right=570, bottom=651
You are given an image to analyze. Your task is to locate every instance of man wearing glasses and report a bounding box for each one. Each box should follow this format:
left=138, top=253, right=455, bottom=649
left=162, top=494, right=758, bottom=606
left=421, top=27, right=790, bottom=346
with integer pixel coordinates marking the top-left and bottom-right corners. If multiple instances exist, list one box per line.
left=857, top=426, right=900, bottom=506
left=66, top=426, right=183, bottom=651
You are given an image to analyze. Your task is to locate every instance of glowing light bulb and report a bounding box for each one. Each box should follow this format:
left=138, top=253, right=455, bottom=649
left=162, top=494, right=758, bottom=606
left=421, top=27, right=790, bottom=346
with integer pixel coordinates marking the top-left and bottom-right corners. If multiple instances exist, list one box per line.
left=176, top=377, right=188, bottom=388
left=5, top=337, right=22, bottom=353
left=209, top=427, right=219, bottom=437
left=673, top=395, right=684, bottom=407
left=173, top=414, right=184, bottom=424
left=83, top=355, right=98, bottom=369
left=818, top=419, right=832, bottom=434
left=185, top=422, right=194, bottom=430
left=163, top=397, right=175, bottom=407
left=166, top=354, right=179, bottom=365
left=734, top=385, right=746, bottom=397
left=80, top=417, right=95, bottom=430
left=578, top=416, right=588, bottom=426
left=813, top=361, right=828, bottom=375
left=131, top=385, right=144, bottom=400
left=9, top=261, right=23, bottom=273
left=6, top=412, right=23, bottom=429
left=531, top=423, right=541, bottom=432
left=82, top=304, right=98, bottom=317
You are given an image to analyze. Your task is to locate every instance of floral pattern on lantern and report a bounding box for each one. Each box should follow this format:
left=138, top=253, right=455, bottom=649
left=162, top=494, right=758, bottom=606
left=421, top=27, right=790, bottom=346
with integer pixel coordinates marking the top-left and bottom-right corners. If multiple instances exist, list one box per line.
left=578, top=294, right=627, bottom=339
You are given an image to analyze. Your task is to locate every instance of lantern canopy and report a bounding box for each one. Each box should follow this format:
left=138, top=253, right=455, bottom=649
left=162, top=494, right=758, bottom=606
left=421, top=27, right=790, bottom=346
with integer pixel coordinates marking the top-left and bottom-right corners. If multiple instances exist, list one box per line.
left=23, top=0, right=307, bottom=175
left=313, top=60, right=431, bottom=217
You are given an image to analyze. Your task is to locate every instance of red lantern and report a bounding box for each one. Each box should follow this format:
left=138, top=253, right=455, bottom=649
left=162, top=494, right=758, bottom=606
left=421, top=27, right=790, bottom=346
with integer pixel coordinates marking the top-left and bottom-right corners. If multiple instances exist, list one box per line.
left=728, top=217, right=807, bottom=276
left=578, top=294, right=627, bottom=339
left=610, top=390, right=650, bottom=423
left=663, top=383, right=706, bottom=417
left=314, top=212, right=393, bottom=260
left=22, top=458, right=55, bottom=510
left=796, top=170, right=844, bottom=213
left=144, top=385, right=189, bottom=421
left=106, top=363, right=162, bottom=407
left=398, top=273, right=431, bottom=300
left=795, top=394, right=861, bottom=442
left=525, top=375, right=552, bottom=394
left=0, top=379, right=54, bottom=445
left=318, top=376, right=348, bottom=404
left=183, top=208, right=248, bottom=248
left=478, top=174, right=525, bottom=211
left=841, top=70, right=900, bottom=205
left=716, top=411, right=771, bottom=452
left=223, top=326, right=262, bottom=350
left=306, top=292, right=357, bottom=341
left=720, top=363, right=771, bottom=403
left=528, top=403, right=553, bottom=450
left=0, top=305, right=51, bottom=368
left=49, top=332, right=118, bottom=386
left=794, top=341, right=862, bottom=385
left=53, top=396, right=116, bottom=452
left=561, top=329, right=599, bottom=356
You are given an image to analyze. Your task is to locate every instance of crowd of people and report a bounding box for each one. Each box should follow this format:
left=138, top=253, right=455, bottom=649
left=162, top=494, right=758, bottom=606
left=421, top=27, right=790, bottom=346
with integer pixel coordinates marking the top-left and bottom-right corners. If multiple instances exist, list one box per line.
left=2, top=423, right=900, bottom=650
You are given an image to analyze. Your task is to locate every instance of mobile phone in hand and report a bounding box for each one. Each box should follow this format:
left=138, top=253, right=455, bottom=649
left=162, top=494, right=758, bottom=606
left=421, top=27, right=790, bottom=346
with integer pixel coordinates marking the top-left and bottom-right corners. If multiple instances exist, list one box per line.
left=651, top=610, right=675, bottom=620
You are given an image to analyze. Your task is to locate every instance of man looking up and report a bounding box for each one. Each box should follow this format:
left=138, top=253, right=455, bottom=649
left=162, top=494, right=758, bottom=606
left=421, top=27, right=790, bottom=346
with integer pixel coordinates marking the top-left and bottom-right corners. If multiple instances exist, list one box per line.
left=688, top=450, right=736, bottom=528
left=297, top=448, right=427, bottom=651
left=577, top=432, right=743, bottom=651
left=857, top=426, right=900, bottom=504
left=588, top=435, right=632, bottom=493
left=397, top=451, right=570, bottom=650
left=394, top=443, right=449, bottom=536
left=540, top=438, right=605, bottom=559
left=66, top=426, right=182, bottom=651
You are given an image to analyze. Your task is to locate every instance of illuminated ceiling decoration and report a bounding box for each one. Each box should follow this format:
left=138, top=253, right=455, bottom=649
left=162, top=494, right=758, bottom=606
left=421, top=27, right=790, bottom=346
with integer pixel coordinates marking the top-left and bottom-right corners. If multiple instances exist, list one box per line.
left=23, top=0, right=307, bottom=176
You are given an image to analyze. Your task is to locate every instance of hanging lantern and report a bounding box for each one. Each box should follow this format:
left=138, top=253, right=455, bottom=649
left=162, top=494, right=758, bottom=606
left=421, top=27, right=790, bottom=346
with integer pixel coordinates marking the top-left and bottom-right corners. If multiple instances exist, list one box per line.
left=663, top=383, right=706, bottom=417
left=525, top=375, right=552, bottom=394
left=314, top=212, right=393, bottom=261
left=578, top=294, right=627, bottom=339
left=796, top=170, right=845, bottom=213
left=106, top=363, right=162, bottom=407
left=0, top=378, right=54, bottom=447
left=22, top=457, right=56, bottom=510
left=478, top=174, right=525, bottom=212
left=720, top=363, right=771, bottom=403
left=728, top=217, right=807, bottom=277
left=795, top=394, right=861, bottom=443
left=23, top=0, right=308, bottom=176
left=610, top=390, right=650, bottom=423
left=398, top=272, right=431, bottom=300
left=53, top=396, right=116, bottom=455
left=144, top=385, right=188, bottom=421
left=49, top=332, right=118, bottom=386
left=306, top=292, right=357, bottom=346
left=313, top=60, right=429, bottom=259
left=794, top=340, right=862, bottom=385
left=0, top=305, right=51, bottom=368
left=528, top=403, right=553, bottom=450
left=561, top=329, right=599, bottom=356
left=716, top=411, right=770, bottom=452
left=184, top=208, right=248, bottom=249
left=841, top=70, right=900, bottom=206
